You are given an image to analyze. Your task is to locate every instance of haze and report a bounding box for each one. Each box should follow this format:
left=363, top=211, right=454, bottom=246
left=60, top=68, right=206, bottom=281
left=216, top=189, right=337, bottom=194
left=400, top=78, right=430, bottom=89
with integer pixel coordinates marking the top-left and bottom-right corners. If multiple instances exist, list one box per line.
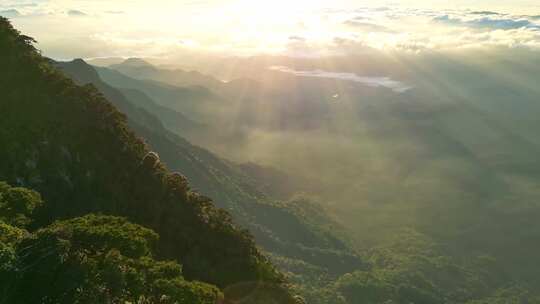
left=2, top=1, right=540, bottom=303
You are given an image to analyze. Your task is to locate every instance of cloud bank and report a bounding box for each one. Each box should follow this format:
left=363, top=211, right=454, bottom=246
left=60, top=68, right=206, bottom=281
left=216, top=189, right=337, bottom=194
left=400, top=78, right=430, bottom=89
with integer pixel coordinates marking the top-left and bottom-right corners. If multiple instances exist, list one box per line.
left=433, top=15, right=540, bottom=30
left=0, top=9, right=21, bottom=18
left=67, top=9, right=87, bottom=17
left=2, top=1, right=540, bottom=59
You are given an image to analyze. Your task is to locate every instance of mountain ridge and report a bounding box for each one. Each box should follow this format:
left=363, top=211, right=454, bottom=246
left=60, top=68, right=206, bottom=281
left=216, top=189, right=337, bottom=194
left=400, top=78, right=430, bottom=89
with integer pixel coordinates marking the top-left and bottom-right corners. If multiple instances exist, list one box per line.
left=57, top=57, right=364, bottom=275
left=0, top=17, right=304, bottom=303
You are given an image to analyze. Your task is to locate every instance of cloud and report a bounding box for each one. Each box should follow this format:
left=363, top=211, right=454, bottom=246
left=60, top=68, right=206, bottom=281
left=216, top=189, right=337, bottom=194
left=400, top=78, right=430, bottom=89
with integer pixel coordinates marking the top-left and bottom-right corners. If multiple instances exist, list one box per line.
left=348, top=15, right=371, bottom=21
left=470, top=11, right=500, bottom=16
left=5, top=2, right=540, bottom=60
left=0, top=9, right=21, bottom=18
left=434, top=15, right=540, bottom=30
left=289, top=35, right=306, bottom=42
left=268, top=66, right=412, bottom=93
left=356, top=7, right=390, bottom=12
left=3, top=3, right=38, bottom=9
left=343, top=20, right=394, bottom=33
left=0, top=0, right=51, bottom=18
left=67, top=9, right=87, bottom=17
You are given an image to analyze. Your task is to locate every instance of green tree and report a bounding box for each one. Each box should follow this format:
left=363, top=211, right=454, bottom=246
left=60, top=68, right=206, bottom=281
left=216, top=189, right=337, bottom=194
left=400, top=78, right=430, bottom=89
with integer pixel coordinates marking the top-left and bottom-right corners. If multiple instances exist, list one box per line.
left=12, top=214, right=222, bottom=304
left=0, top=221, right=26, bottom=302
left=0, top=181, right=43, bottom=228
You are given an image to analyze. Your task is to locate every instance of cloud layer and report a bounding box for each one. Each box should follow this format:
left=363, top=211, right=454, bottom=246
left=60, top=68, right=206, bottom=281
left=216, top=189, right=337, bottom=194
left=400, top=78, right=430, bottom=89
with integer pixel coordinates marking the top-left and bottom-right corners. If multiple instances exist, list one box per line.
left=0, top=9, right=21, bottom=18
left=1, top=1, right=540, bottom=59
left=433, top=14, right=540, bottom=30
left=67, top=9, right=87, bottom=17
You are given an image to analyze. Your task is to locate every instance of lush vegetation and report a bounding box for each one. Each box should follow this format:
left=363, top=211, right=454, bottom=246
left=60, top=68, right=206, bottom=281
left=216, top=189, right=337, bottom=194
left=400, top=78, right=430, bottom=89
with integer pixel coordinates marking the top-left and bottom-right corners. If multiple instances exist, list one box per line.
left=56, top=56, right=364, bottom=301
left=332, top=229, right=540, bottom=304
left=0, top=17, right=302, bottom=303
left=0, top=181, right=222, bottom=303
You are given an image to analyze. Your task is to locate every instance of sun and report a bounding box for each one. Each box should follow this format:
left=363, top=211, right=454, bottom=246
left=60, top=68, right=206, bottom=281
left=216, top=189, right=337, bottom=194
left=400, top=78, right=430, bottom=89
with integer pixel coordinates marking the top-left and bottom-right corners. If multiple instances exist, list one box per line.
left=232, top=0, right=330, bottom=25
left=213, top=0, right=337, bottom=52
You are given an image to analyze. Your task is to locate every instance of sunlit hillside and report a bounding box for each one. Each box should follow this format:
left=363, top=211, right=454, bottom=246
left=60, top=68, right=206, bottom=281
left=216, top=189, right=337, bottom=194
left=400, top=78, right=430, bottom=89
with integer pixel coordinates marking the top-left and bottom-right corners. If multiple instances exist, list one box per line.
left=2, top=1, right=540, bottom=303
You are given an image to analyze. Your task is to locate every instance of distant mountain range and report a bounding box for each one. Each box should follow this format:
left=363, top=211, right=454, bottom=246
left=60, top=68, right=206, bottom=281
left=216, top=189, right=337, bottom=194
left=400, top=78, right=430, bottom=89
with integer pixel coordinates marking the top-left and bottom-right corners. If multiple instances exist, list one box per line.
left=109, top=57, right=226, bottom=90
left=92, top=53, right=540, bottom=303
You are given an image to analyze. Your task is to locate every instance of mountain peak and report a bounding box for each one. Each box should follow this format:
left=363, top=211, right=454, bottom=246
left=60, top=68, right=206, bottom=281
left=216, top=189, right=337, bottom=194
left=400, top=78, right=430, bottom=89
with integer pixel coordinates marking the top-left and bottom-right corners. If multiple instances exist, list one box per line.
left=121, top=57, right=153, bottom=67
left=55, top=58, right=100, bottom=84
left=71, top=58, right=88, bottom=66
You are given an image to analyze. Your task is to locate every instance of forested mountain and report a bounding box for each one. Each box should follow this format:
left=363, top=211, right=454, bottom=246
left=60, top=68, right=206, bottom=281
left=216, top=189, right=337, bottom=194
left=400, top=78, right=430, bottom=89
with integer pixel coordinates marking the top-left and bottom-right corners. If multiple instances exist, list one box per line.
left=55, top=57, right=364, bottom=303
left=4, top=12, right=540, bottom=304
left=0, top=17, right=302, bottom=303
left=0, top=181, right=222, bottom=303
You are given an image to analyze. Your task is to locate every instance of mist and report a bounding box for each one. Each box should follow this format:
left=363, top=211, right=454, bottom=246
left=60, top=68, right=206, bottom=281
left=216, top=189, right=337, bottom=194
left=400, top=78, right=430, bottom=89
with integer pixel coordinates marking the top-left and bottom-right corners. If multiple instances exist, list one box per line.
left=97, top=47, right=540, bottom=252
left=4, top=1, right=540, bottom=302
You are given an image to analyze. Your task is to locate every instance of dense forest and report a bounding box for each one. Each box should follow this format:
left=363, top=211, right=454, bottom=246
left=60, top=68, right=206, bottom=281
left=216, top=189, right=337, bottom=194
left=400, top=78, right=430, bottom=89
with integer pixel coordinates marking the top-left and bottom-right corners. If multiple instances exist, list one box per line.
left=53, top=55, right=366, bottom=302
left=0, top=17, right=301, bottom=303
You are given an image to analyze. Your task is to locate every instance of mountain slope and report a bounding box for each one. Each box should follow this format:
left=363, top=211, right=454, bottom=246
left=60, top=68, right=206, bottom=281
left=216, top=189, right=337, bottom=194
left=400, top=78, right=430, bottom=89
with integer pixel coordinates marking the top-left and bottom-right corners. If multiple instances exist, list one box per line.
left=0, top=17, right=302, bottom=303
left=95, top=65, right=224, bottom=125
left=56, top=58, right=364, bottom=281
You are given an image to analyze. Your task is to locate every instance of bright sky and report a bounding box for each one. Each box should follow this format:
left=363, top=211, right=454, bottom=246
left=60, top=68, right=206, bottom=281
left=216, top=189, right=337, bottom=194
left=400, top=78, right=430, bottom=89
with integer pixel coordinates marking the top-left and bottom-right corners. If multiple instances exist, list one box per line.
left=2, top=0, right=540, bottom=60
